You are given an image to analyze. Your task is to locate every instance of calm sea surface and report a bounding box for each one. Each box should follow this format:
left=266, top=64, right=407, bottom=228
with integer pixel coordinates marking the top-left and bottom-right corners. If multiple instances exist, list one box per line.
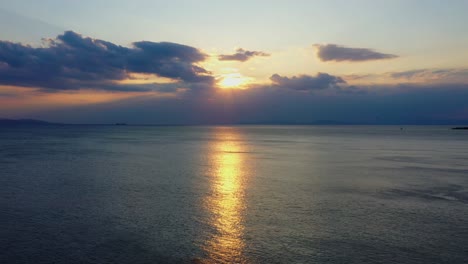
left=1, top=125, right=468, bottom=264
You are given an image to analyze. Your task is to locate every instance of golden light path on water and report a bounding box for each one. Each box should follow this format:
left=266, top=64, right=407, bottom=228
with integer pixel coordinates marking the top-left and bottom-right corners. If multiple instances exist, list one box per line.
left=201, top=127, right=248, bottom=264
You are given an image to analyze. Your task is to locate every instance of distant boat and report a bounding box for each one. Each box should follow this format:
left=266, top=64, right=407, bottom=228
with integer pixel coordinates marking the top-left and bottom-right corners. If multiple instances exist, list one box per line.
left=114, top=123, right=128, bottom=126
left=452, top=127, right=468, bottom=130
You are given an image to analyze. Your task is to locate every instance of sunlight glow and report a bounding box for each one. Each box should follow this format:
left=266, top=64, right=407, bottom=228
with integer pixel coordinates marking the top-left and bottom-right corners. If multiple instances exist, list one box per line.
left=117, top=73, right=178, bottom=85
left=0, top=85, right=180, bottom=114
left=218, top=73, right=250, bottom=89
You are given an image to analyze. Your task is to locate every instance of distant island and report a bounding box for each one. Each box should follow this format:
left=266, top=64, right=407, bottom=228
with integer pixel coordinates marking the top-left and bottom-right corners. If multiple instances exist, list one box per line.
left=1, top=118, right=467, bottom=127
left=0, top=118, right=60, bottom=126
left=238, top=120, right=354, bottom=125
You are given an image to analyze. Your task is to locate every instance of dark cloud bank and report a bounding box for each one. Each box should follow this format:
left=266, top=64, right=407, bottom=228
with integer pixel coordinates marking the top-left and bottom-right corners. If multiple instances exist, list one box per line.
left=218, top=48, right=270, bottom=62
left=34, top=82, right=468, bottom=125
left=0, top=31, right=213, bottom=92
left=314, top=44, right=398, bottom=62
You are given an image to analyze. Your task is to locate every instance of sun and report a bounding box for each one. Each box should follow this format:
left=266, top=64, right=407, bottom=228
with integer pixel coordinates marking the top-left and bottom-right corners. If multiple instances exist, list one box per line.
left=218, top=73, right=249, bottom=89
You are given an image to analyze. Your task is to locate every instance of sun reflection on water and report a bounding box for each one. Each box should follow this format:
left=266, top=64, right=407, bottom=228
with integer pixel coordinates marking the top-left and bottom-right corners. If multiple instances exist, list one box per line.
left=201, top=127, right=248, bottom=264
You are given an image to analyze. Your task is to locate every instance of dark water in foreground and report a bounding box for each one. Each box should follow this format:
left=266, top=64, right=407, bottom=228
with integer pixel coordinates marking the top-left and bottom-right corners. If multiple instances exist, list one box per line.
left=1, top=125, right=468, bottom=264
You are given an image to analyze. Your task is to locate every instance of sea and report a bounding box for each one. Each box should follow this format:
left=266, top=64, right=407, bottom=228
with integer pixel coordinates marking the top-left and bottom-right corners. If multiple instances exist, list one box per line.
left=1, top=125, right=467, bottom=264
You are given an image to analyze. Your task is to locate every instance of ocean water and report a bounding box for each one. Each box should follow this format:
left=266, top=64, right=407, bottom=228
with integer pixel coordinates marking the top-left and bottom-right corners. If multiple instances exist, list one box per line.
left=1, top=125, right=467, bottom=264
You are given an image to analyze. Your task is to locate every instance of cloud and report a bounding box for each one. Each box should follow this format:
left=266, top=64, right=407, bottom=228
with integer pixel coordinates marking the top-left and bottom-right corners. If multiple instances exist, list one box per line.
left=389, top=68, right=468, bottom=83
left=269, top=73, right=346, bottom=91
left=218, top=48, right=270, bottom=62
left=0, top=31, right=213, bottom=92
left=26, top=82, right=468, bottom=125
left=314, top=44, right=398, bottom=62
left=1, top=31, right=467, bottom=125
left=343, top=68, right=468, bottom=84
left=2, top=64, right=468, bottom=125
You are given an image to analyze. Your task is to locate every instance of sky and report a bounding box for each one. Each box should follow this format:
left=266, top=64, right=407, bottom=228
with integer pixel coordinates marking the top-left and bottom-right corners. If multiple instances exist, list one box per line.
left=1, top=0, right=468, bottom=124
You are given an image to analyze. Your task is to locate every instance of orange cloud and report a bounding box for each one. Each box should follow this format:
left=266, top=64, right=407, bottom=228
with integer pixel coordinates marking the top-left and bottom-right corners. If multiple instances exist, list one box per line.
left=0, top=85, right=172, bottom=114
